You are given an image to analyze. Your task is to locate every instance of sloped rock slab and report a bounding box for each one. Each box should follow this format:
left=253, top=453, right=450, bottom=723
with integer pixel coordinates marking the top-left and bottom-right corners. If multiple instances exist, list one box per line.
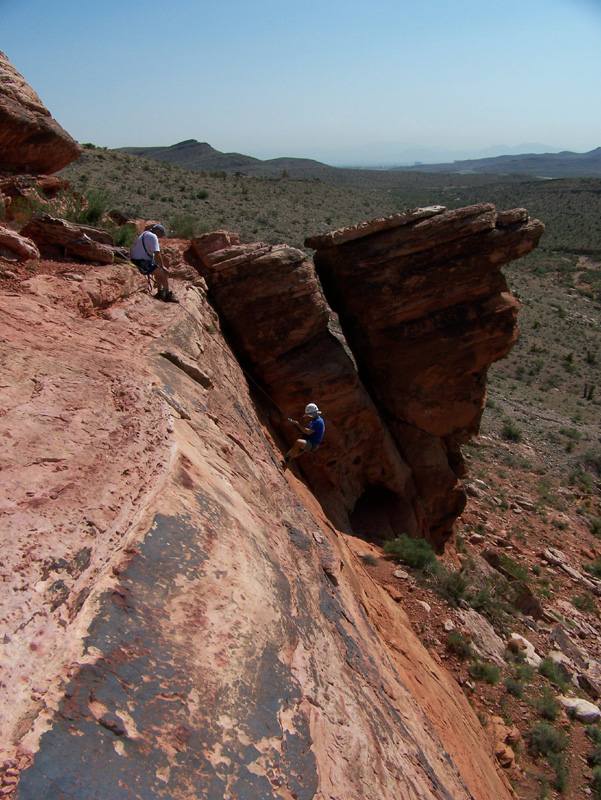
left=15, top=509, right=319, bottom=800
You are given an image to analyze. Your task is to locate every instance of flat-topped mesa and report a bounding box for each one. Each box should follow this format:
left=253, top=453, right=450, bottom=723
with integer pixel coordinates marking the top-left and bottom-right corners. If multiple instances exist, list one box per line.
left=0, top=50, right=81, bottom=174
left=191, top=231, right=422, bottom=539
left=307, top=203, right=545, bottom=546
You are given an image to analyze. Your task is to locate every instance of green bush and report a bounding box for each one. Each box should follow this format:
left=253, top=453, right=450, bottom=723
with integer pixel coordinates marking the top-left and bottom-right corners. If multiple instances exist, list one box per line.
left=69, top=188, right=114, bottom=226
left=529, top=721, right=568, bottom=758
left=585, top=558, right=601, bottom=579
left=361, top=554, right=378, bottom=567
left=170, top=212, right=201, bottom=239
left=539, top=658, right=568, bottom=690
left=434, top=567, right=468, bottom=605
left=504, top=676, right=524, bottom=697
left=592, top=765, right=601, bottom=799
left=446, top=630, right=472, bottom=660
left=572, top=592, right=598, bottom=613
left=587, top=725, right=601, bottom=788
left=515, top=662, right=535, bottom=682
left=469, top=662, right=500, bottom=684
left=502, top=419, right=523, bottom=442
left=169, top=213, right=201, bottom=239
left=535, top=687, right=559, bottom=721
left=112, top=224, right=137, bottom=248
left=383, top=534, right=439, bottom=571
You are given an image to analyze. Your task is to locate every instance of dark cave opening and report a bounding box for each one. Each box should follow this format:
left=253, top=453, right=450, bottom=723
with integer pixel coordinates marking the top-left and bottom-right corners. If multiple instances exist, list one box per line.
left=349, top=485, right=402, bottom=544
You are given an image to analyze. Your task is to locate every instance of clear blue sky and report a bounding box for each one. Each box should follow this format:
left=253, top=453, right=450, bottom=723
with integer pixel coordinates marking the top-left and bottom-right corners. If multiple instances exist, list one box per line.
left=3, top=0, right=601, bottom=165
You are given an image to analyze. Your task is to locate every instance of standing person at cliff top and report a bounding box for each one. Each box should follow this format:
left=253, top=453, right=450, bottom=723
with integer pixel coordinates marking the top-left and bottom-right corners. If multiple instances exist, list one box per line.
left=130, top=224, right=178, bottom=303
left=281, top=403, right=325, bottom=470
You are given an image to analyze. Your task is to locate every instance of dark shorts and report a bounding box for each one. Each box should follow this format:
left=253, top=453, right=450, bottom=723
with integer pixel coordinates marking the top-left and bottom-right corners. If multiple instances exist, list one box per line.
left=131, top=258, right=156, bottom=276
left=304, top=439, right=320, bottom=453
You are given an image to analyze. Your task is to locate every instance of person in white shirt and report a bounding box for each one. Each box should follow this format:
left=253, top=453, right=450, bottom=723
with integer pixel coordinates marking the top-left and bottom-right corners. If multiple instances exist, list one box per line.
left=131, top=224, right=178, bottom=303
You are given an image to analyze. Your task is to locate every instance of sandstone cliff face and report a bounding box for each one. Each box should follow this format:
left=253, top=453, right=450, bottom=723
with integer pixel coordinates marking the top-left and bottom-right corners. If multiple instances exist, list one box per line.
left=191, top=233, right=420, bottom=540
left=1, top=263, right=514, bottom=800
left=192, top=205, right=544, bottom=549
left=0, top=51, right=81, bottom=174
left=307, top=205, right=544, bottom=545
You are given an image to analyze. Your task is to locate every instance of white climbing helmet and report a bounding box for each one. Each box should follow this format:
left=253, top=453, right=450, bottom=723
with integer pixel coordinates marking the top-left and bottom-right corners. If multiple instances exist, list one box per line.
left=304, top=403, right=320, bottom=417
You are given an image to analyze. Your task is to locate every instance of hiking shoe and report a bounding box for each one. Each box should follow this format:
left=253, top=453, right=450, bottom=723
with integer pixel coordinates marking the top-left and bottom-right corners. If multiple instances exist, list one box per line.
left=154, top=287, right=166, bottom=300
left=162, top=291, right=179, bottom=304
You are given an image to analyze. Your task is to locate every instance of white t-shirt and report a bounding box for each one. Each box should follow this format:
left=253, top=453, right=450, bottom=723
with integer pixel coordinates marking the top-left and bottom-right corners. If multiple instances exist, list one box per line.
left=131, top=231, right=160, bottom=260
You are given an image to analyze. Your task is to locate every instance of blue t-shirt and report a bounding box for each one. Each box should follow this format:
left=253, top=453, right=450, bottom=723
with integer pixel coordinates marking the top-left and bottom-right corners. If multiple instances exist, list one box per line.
left=307, top=416, right=325, bottom=444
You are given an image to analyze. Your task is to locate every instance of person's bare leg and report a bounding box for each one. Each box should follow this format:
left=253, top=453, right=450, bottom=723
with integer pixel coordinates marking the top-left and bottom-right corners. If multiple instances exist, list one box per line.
left=281, top=439, right=307, bottom=469
left=153, top=266, right=169, bottom=291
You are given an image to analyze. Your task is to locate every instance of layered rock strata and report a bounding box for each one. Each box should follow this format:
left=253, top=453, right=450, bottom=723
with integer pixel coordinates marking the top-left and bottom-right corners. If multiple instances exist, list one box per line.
left=21, top=212, right=115, bottom=263
left=0, top=51, right=81, bottom=174
left=193, top=205, right=543, bottom=548
left=191, top=232, right=420, bottom=538
left=307, top=204, right=545, bottom=545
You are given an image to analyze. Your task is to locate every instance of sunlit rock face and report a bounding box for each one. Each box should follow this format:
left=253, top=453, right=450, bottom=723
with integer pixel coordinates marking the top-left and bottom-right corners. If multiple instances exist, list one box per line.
left=2, top=266, right=514, bottom=800
left=0, top=50, right=81, bottom=174
left=307, top=204, right=544, bottom=546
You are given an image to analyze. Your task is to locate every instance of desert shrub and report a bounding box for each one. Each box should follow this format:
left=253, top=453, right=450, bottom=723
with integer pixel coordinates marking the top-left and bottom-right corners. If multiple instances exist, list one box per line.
left=550, top=755, right=568, bottom=793
left=502, top=419, right=523, bottom=442
left=169, top=213, right=200, bottom=238
left=529, top=721, right=568, bottom=758
left=361, top=554, right=378, bottom=567
left=515, top=662, right=536, bottom=683
left=433, top=567, right=468, bottom=605
left=196, top=189, right=209, bottom=199
left=504, top=676, right=524, bottom=697
left=585, top=558, right=601, bottom=579
left=498, top=553, right=531, bottom=583
left=76, top=188, right=114, bottom=226
left=569, top=467, right=595, bottom=493
left=592, top=766, right=601, bottom=799
left=467, top=585, right=492, bottom=612
left=539, top=658, right=568, bottom=690
left=469, top=661, right=500, bottom=684
left=383, top=534, right=439, bottom=571
left=572, top=592, right=598, bottom=613
left=446, top=630, right=472, bottom=660
left=535, top=687, right=559, bottom=721
left=112, top=224, right=137, bottom=248
left=586, top=726, right=601, bottom=767
left=582, top=451, right=601, bottom=475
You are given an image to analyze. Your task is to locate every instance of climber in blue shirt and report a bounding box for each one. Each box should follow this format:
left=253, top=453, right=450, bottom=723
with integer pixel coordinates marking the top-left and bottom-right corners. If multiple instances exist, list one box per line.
left=281, top=403, right=325, bottom=470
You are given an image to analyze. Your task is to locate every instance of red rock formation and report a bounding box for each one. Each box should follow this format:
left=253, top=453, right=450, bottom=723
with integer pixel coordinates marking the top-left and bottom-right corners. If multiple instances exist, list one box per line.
left=191, top=232, right=422, bottom=538
left=0, top=264, right=513, bottom=800
left=0, top=51, right=81, bottom=174
left=21, top=212, right=115, bottom=263
left=307, top=204, right=545, bottom=546
left=0, top=224, right=39, bottom=262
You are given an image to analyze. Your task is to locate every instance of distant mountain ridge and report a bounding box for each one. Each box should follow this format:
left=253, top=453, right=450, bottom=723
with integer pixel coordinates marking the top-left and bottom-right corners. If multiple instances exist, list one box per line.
left=394, top=147, right=601, bottom=178
left=118, top=139, right=339, bottom=179
left=118, top=139, right=601, bottom=179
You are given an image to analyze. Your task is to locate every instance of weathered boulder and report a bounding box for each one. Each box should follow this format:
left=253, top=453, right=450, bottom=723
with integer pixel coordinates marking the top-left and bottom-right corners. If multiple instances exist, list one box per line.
left=0, top=224, right=39, bottom=262
left=307, top=204, right=544, bottom=545
left=0, top=51, right=81, bottom=174
left=506, top=633, right=542, bottom=668
left=458, top=607, right=506, bottom=666
left=558, top=696, right=601, bottom=723
left=21, top=213, right=114, bottom=263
